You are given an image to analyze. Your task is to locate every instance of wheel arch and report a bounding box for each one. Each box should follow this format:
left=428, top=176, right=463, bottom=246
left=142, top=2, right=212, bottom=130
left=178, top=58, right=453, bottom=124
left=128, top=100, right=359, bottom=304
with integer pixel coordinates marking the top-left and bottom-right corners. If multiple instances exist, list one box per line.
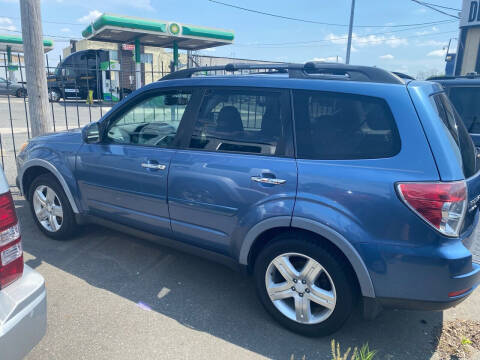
left=239, top=216, right=375, bottom=298
left=20, top=159, right=79, bottom=213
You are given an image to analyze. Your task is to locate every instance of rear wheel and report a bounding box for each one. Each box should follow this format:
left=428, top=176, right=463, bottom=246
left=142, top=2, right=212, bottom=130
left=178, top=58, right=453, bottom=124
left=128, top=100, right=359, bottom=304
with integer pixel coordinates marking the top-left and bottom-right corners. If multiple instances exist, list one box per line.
left=254, top=233, right=356, bottom=336
left=28, top=174, right=77, bottom=240
left=15, top=88, right=26, bottom=98
left=48, top=88, right=61, bottom=102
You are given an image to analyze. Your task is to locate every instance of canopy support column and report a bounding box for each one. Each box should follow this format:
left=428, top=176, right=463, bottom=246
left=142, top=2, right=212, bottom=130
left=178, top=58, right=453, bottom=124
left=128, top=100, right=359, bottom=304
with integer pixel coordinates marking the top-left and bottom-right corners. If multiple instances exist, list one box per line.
left=173, top=40, right=178, bottom=71
left=6, top=45, right=15, bottom=82
left=135, top=37, right=141, bottom=90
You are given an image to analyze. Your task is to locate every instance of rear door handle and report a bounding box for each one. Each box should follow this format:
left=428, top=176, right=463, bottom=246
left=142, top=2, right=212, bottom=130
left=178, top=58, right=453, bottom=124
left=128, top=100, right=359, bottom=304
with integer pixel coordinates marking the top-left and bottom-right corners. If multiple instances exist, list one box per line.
left=251, top=176, right=286, bottom=185
left=141, top=162, right=166, bottom=170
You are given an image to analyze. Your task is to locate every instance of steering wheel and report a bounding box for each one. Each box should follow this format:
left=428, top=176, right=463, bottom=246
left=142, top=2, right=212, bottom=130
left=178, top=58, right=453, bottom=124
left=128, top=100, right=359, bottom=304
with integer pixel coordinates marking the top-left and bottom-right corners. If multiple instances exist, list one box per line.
left=107, top=126, right=131, bottom=144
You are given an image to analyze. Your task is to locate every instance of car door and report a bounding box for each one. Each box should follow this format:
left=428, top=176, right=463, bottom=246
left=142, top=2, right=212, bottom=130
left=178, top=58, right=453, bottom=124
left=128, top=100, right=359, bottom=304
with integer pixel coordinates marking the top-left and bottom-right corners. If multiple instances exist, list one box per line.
left=75, top=88, right=199, bottom=236
left=0, top=78, right=7, bottom=95
left=167, top=87, right=297, bottom=254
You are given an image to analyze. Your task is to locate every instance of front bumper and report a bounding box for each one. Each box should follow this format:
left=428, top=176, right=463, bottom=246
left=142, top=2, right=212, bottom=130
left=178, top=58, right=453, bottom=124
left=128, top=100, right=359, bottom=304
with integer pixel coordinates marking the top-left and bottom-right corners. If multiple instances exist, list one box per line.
left=0, top=265, right=47, bottom=360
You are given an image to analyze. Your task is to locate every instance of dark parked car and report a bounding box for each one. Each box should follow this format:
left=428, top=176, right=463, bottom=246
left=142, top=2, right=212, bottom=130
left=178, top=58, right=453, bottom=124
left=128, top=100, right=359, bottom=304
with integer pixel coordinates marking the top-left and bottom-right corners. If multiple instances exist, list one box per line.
left=16, top=63, right=480, bottom=336
left=0, top=77, right=26, bottom=98
left=431, top=74, right=480, bottom=147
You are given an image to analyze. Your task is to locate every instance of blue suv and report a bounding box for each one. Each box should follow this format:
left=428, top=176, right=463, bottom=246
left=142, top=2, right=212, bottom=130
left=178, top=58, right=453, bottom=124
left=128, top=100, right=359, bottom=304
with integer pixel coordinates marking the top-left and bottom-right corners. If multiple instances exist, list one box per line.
left=16, top=63, right=480, bottom=336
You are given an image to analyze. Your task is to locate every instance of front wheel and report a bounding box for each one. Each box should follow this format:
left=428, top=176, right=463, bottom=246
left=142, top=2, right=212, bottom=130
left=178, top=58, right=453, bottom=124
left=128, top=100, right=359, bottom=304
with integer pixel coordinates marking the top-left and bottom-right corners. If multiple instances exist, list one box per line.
left=254, top=233, right=356, bottom=336
left=28, top=174, right=77, bottom=240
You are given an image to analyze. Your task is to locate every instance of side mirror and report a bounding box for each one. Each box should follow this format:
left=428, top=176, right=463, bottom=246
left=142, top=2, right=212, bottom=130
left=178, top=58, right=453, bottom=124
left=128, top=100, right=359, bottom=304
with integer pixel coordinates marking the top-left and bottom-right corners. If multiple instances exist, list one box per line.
left=82, top=122, right=101, bottom=143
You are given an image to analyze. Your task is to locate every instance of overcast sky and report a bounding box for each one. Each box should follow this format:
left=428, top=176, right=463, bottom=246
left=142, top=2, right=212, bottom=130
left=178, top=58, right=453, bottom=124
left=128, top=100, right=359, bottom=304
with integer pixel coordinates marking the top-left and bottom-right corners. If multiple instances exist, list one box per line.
left=0, top=0, right=463, bottom=77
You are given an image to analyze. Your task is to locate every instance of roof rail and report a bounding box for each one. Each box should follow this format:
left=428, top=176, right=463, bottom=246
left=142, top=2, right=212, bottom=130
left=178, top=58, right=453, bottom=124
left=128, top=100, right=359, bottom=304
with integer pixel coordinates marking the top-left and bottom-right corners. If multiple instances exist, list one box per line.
left=160, top=61, right=404, bottom=84
left=392, top=71, right=415, bottom=80
left=427, top=73, right=480, bottom=81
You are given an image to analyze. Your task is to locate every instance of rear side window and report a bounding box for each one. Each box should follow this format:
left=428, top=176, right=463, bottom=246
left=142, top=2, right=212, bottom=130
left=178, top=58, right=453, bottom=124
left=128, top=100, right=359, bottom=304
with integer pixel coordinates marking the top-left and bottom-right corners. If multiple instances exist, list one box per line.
left=432, top=92, right=477, bottom=178
left=293, top=90, right=401, bottom=160
left=448, top=87, right=480, bottom=133
left=188, top=88, right=292, bottom=156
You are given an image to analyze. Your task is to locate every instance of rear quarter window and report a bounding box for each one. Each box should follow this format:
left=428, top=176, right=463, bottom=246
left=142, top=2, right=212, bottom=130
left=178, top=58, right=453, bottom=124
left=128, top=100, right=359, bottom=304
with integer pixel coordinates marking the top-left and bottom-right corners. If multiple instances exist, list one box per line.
left=293, top=90, right=401, bottom=160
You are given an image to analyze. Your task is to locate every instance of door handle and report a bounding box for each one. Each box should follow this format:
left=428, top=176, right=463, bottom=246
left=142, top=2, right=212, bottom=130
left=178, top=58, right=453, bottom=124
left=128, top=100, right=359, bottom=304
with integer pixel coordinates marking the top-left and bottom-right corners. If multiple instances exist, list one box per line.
left=141, top=162, right=166, bottom=170
left=251, top=176, right=286, bottom=185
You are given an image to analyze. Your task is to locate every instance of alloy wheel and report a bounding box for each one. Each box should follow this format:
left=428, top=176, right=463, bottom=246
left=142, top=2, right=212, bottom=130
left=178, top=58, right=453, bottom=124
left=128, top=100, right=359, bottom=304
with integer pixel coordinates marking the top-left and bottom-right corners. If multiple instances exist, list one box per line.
left=265, top=252, right=337, bottom=324
left=33, top=185, right=64, bottom=232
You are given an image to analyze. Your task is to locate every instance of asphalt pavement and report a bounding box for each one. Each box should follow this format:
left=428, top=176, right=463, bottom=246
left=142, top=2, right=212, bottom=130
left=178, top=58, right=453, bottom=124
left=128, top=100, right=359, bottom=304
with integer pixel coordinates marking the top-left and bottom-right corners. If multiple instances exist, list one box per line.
left=9, top=188, right=479, bottom=360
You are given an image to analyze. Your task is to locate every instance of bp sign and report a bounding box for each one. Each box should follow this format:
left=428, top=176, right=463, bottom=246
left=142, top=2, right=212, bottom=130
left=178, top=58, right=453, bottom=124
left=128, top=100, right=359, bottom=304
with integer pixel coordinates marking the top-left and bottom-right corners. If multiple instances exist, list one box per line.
left=168, top=22, right=181, bottom=36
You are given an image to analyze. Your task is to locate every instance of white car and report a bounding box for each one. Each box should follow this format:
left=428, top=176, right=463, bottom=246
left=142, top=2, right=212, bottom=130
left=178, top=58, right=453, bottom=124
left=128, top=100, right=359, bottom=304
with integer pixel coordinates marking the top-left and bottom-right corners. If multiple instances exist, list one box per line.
left=0, top=167, right=46, bottom=359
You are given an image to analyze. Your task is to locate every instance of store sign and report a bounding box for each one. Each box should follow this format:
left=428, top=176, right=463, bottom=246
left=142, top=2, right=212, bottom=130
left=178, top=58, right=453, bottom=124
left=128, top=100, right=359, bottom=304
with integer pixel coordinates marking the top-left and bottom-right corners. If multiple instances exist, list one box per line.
left=122, top=44, right=135, bottom=51
left=461, top=0, right=480, bottom=27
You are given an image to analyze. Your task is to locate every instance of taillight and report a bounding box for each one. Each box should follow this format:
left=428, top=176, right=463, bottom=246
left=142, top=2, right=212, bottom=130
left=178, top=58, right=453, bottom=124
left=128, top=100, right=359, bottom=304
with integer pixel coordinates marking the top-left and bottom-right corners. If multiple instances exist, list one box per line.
left=0, top=191, right=23, bottom=289
left=396, top=181, right=467, bottom=237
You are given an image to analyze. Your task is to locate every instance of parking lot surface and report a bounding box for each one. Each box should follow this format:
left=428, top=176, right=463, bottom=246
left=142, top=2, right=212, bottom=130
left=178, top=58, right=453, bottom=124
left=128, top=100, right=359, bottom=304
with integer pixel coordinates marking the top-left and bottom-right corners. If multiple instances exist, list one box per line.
left=9, top=190, right=479, bottom=360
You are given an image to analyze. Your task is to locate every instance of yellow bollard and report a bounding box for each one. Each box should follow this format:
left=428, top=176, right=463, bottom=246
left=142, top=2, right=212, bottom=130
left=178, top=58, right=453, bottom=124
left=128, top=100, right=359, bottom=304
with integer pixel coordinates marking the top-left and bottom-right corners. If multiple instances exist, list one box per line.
left=86, top=90, right=93, bottom=104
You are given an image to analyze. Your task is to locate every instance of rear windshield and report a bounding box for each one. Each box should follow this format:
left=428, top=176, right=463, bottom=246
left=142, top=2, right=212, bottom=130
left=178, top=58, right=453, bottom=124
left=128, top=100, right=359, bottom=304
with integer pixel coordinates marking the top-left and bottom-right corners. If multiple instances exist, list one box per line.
left=448, top=87, right=480, bottom=133
left=432, top=92, right=477, bottom=178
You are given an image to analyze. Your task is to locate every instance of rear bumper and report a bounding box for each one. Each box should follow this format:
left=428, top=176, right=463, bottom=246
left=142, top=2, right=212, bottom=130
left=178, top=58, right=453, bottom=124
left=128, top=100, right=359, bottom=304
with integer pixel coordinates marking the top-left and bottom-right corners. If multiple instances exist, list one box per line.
left=0, top=265, right=47, bottom=360
left=357, top=216, right=480, bottom=308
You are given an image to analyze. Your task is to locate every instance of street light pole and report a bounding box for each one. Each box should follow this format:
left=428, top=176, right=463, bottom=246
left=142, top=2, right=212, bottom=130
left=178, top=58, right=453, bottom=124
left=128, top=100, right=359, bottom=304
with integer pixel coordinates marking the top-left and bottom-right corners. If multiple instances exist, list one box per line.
left=346, top=0, right=356, bottom=64
left=19, top=0, right=51, bottom=137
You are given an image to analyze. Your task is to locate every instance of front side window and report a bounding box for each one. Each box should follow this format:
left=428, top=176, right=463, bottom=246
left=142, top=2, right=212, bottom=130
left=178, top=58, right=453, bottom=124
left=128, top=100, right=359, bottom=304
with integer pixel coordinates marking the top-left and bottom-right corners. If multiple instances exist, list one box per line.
left=188, top=88, right=291, bottom=156
left=448, top=86, right=480, bottom=134
left=293, top=90, right=401, bottom=160
left=106, top=90, right=192, bottom=147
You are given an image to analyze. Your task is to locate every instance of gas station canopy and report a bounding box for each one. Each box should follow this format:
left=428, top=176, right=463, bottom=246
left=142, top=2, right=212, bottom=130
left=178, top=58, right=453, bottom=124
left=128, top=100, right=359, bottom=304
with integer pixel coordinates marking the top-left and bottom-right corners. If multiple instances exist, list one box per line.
left=82, top=13, right=234, bottom=50
left=0, top=35, right=53, bottom=53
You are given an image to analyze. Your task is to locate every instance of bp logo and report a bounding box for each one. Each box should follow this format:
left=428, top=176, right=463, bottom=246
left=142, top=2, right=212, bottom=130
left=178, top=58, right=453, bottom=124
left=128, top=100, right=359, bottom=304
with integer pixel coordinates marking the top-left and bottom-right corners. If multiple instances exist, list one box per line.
left=168, top=22, right=181, bottom=36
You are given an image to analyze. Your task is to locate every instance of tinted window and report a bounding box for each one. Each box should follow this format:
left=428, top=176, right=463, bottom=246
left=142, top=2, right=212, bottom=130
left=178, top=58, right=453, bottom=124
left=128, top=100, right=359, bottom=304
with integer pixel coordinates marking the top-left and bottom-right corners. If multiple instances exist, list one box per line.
left=448, top=87, right=480, bottom=133
left=188, top=88, right=291, bottom=156
left=107, top=90, right=192, bottom=147
left=293, top=90, right=400, bottom=160
left=432, top=92, right=477, bottom=178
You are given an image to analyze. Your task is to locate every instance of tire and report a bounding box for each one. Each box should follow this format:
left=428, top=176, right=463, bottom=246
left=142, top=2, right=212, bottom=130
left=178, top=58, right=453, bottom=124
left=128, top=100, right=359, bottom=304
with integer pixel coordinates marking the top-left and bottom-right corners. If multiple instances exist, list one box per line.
left=48, top=88, right=61, bottom=102
left=15, top=88, right=26, bottom=98
left=28, top=173, right=77, bottom=240
left=253, top=233, right=356, bottom=337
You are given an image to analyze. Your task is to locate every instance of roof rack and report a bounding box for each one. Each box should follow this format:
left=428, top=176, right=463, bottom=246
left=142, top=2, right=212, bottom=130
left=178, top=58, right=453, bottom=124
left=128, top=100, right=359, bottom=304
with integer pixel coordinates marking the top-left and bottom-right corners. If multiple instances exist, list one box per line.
left=160, top=61, right=404, bottom=84
left=427, top=72, right=480, bottom=81
left=392, top=71, right=415, bottom=80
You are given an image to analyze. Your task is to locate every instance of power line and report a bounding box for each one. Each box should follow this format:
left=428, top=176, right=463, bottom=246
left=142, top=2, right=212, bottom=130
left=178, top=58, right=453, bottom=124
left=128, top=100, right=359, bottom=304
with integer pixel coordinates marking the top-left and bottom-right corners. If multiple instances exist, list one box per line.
left=234, top=29, right=457, bottom=48
left=410, top=0, right=460, bottom=19
left=419, top=2, right=461, bottom=12
left=207, top=0, right=456, bottom=28
left=3, top=15, right=85, bottom=27
left=1, top=28, right=82, bottom=40
left=234, top=20, right=456, bottom=47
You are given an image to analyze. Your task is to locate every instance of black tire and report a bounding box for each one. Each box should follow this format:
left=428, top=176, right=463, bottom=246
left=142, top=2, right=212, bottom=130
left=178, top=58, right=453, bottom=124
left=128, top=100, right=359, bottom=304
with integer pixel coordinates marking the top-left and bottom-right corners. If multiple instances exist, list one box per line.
left=15, top=88, right=26, bottom=98
left=253, top=233, right=356, bottom=337
left=48, top=88, right=61, bottom=102
left=28, top=173, right=77, bottom=240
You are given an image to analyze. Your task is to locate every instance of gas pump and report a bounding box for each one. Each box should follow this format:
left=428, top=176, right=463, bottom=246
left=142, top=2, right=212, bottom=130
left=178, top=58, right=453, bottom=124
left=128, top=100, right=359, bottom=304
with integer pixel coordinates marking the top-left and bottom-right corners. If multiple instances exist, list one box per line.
left=100, top=52, right=120, bottom=101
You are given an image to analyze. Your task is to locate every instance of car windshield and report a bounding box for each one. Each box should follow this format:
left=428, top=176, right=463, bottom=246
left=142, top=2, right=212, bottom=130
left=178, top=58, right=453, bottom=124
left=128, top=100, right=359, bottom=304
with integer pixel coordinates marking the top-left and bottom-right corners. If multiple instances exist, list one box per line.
left=448, top=86, right=480, bottom=134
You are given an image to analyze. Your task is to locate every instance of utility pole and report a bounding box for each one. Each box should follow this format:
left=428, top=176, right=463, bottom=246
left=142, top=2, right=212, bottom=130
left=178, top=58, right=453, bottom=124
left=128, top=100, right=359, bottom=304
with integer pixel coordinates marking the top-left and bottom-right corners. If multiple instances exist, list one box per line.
left=19, top=0, right=51, bottom=137
left=346, top=0, right=356, bottom=65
